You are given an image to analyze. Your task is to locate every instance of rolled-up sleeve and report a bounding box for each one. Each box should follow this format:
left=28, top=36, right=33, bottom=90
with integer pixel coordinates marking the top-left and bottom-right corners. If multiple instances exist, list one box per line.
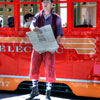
left=56, top=16, right=63, bottom=36
left=30, top=13, right=39, bottom=30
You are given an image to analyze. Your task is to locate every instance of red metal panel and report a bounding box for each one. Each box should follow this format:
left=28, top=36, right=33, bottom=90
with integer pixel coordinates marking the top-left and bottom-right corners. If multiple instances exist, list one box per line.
left=67, top=0, right=72, bottom=32
left=0, top=0, right=100, bottom=98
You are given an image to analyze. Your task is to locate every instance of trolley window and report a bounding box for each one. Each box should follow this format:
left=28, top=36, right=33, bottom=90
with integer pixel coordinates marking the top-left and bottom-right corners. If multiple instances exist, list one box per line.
left=0, top=0, right=13, bottom=2
left=54, top=3, right=67, bottom=27
left=74, top=2, right=97, bottom=28
left=0, top=4, right=14, bottom=28
left=20, top=4, right=40, bottom=28
left=20, top=1, right=67, bottom=28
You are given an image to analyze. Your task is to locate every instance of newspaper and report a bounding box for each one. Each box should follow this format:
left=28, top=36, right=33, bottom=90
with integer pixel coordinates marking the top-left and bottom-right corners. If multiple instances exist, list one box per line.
left=26, top=25, right=59, bottom=54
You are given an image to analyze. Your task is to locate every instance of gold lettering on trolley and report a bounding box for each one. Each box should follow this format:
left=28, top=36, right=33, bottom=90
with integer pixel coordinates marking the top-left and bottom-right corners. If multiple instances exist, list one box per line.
left=0, top=37, right=96, bottom=54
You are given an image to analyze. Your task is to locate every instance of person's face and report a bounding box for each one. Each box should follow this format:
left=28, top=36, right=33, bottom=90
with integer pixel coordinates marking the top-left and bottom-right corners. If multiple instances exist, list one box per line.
left=42, top=0, right=52, bottom=12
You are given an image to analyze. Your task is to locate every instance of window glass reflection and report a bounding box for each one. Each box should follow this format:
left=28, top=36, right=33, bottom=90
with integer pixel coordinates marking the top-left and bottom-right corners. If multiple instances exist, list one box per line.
left=74, top=2, right=97, bottom=28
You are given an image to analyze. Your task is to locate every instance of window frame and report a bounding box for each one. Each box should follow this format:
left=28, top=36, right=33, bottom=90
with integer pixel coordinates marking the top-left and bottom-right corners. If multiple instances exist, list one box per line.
left=0, top=0, right=68, bottom=32
left=0, top=1, right=15, bottom=31
left=72, top=0, right=98, bottom=31
left=0, top=0, right=99, bottom=33
left=19, top=0, right=68, bottom=31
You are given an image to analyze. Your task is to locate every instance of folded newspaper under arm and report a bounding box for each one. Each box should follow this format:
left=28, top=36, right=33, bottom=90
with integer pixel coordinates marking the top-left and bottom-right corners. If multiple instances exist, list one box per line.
left=26, top=25, right=59, bottom=54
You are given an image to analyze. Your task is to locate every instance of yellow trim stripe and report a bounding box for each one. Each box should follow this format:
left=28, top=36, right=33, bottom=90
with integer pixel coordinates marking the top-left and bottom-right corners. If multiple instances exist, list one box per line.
left=60, top=38, right=96, bottom=54
left=60, top=38, right=96, bottom=44
left=0, top=37, right=30, bottom=43
left=63, top=44, right=95, bottom=49
left=76, top=49, right=96, bottom=54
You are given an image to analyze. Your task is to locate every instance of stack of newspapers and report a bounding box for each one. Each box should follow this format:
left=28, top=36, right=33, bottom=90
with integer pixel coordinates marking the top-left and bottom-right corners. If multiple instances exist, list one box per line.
left=26, top=25, right=59, bottom=54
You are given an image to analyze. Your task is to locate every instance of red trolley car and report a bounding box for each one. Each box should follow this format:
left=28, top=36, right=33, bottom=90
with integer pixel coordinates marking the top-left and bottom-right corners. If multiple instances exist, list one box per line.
left=0, top=0, right=100, bottom=98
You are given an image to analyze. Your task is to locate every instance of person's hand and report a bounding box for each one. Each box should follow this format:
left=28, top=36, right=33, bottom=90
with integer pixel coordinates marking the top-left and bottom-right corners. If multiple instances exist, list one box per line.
left=33, top=27, right=41, bottom=32
left=56, top=35, right=61, bottom=44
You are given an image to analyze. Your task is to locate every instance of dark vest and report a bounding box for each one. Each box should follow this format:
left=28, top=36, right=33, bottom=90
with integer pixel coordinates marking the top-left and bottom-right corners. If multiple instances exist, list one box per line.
left=37, top=11, right=57, bottom=38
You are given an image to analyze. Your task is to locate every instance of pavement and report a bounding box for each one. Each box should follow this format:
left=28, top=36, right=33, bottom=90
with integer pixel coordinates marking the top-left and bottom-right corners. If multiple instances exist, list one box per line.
left=0, top=94, right=69, bottom=100
left=0, top=90, right=98, bottom=100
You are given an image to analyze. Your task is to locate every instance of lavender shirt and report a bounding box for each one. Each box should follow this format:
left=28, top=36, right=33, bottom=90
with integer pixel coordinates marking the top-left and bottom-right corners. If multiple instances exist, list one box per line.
left=31, top=10, right=63, bottom=36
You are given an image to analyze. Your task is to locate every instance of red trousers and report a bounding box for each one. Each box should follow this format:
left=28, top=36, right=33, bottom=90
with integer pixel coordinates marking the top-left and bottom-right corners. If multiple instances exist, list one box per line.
left=29, top=50, right=56, bottom=83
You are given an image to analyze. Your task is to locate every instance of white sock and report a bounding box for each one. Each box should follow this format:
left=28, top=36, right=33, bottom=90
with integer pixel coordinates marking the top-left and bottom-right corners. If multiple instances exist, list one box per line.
left=32, top=80, right=38, bottom=87
left=46, top=82, right=52, bottom=91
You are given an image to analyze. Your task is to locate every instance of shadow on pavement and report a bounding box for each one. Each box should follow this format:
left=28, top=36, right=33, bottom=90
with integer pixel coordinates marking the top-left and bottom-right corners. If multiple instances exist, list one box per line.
left=0, top=91, right=21, bottom=99
left=0, top=90, right=100, bottom=100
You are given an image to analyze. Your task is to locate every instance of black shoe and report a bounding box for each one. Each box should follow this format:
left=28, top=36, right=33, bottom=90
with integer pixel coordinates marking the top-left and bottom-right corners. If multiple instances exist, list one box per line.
left=26, top=86, right=39, bottom=100
left=45, top=90, right=51, bottom=100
